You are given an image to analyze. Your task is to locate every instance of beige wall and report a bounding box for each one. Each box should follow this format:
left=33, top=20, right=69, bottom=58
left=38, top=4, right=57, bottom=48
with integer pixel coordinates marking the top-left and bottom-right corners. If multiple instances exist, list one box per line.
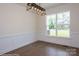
left=0, top=3, right=37, bottom=54
left=37, top=4, right=79, bottom=48
left=0, top=3, right=37, bottom=36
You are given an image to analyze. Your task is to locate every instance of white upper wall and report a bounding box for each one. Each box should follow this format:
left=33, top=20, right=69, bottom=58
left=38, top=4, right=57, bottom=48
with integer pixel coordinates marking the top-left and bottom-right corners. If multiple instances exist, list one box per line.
left=0, top=3, right=37, bottom=37
left=37, top=4, right=79, bottom=48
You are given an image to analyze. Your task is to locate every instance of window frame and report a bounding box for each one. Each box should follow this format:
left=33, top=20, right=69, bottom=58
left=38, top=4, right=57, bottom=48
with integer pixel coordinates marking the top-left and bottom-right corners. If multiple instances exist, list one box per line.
left=46, top=11, right=70, bottom=38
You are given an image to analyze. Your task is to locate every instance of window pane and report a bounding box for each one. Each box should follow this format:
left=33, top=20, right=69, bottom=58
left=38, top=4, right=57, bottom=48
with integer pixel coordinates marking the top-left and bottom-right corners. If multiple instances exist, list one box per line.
left=63, top=12, right=70, bottom=24
left=47, top=14, right=56, bottom=36
left=47, top=29, right=56, bottom=36
left=57, top=11, right=70, bottom=37
left=57, top=11, right=70, bottom=25
left=57, top=29, right=70, bottom=37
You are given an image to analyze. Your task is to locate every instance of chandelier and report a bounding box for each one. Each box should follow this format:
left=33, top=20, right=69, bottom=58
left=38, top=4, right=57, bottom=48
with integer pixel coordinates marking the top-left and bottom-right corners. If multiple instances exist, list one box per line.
left=26, top=3, right=46, bottom=16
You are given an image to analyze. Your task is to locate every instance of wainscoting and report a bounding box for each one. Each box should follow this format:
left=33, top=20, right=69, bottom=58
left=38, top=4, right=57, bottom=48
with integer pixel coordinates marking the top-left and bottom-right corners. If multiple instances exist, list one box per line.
left=0, top=33, right=37, bottom=55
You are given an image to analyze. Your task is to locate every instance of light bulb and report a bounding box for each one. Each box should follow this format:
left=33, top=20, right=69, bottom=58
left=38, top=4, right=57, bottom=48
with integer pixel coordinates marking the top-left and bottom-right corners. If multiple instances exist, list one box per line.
left=34, top=8, right=37, bottom=11
left=39, top=10, right=41, bottom=12
left=31, top=6, right=34, bottom=10
left=36, top=9, right=39, bottom=12
left=37, top=12, right=41, bottom=15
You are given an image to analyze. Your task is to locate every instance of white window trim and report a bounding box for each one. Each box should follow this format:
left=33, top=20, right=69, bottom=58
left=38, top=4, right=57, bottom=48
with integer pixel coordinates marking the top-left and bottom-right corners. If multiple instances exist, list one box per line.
left=46, top=11, right=70, bottom=38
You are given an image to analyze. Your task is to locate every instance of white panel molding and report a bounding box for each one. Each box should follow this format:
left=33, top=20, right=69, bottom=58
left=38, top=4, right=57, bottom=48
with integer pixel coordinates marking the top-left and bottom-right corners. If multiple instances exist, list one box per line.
left=0, top=33, right=37, bottom=55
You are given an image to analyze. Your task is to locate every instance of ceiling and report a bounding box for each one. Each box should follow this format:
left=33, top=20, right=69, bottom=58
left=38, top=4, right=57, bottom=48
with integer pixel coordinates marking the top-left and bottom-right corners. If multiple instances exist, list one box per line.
left=37, top=3, right=63, bottom=9
left=17, top=3, right=64, bottom=9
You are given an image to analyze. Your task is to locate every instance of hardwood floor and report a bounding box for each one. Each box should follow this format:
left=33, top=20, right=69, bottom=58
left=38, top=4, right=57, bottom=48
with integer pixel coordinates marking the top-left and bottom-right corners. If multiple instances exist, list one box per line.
left=3, top=41, right=79, bottom=56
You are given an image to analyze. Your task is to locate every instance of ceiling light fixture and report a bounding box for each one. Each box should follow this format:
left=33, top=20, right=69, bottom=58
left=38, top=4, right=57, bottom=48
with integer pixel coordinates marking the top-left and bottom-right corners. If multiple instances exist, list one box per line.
left=26, top=3, right=46, bottom=16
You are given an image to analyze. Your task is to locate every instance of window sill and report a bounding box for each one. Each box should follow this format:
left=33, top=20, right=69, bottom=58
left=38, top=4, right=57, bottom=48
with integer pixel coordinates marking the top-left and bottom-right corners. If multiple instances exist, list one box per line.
left=46, top=35, right=70, bottom=39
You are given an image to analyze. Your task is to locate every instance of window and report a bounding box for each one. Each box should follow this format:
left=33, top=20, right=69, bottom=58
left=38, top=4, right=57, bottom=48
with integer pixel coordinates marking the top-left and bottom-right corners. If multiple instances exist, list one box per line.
left=46, top=11, right=70, bottom=38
